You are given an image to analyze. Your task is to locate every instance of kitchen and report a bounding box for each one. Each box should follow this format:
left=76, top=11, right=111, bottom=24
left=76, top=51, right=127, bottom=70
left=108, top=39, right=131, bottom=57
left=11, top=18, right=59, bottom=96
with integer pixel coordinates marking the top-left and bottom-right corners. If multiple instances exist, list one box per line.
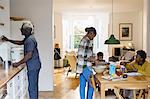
left=0, top=0, right=150, bottom=99
left=0, top=0, right=52, bottom=98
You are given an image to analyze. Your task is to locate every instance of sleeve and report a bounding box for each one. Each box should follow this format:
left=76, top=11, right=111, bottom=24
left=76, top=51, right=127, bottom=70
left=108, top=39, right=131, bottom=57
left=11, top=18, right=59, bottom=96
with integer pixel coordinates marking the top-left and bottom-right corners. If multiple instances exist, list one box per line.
left=138, top=63, right=150, bottom=76
left=138, top=70, right=149, bottom=76
left=25, top=38, right=35, bottom=52
left=125, top=61, right=137, bottom=71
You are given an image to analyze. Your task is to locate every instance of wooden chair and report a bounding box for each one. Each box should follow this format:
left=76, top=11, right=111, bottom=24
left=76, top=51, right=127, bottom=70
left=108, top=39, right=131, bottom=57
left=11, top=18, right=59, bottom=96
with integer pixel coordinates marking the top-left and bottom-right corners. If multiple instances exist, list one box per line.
left=114, top=85, right=150, bottom=99
left=65, top=54, right=77, bottom=77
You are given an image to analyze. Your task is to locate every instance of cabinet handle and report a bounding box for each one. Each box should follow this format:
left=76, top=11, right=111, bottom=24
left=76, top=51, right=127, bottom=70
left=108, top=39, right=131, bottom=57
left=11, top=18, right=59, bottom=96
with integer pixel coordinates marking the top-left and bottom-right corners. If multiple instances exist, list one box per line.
left=0, top=23, right=4, bottom=26
left=0, top=5, right=4, bottom=9
left=11, top=51, right=14, bottom=53
left=18, top=75, right=20, bottom=79
left=10, top=83, right=12, bottom=87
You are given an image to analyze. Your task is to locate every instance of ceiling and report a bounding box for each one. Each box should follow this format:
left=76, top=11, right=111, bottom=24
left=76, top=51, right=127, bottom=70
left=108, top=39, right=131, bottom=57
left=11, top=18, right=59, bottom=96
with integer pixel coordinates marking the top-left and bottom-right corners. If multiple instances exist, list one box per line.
left=53, top=0, right=143, bottom=13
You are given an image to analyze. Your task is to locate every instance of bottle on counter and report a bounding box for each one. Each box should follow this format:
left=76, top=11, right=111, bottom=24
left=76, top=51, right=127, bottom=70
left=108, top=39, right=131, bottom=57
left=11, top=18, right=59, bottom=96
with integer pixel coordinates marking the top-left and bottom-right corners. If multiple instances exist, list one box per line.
left=4, top=60, right=8, bottom=71
left=3, top=60, right=11, bottom=70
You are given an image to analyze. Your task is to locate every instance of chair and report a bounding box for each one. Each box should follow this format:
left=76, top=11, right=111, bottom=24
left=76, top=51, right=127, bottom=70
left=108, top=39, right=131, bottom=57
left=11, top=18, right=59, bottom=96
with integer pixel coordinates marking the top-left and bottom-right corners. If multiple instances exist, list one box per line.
left=65, top=54, right=77, bottom=77
left=114, top=85, right=150, bottom=99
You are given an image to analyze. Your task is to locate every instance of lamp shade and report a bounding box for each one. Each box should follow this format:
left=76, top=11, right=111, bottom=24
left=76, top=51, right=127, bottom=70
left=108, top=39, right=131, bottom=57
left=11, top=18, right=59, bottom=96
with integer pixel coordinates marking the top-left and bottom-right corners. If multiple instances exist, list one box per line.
left=104, top=34, right=120, bottom=44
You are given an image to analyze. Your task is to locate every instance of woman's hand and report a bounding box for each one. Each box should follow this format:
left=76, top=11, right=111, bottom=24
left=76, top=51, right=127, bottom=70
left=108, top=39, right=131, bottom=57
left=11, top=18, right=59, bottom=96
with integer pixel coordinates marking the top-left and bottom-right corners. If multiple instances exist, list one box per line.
left=12, top=62, right=20, bottom=68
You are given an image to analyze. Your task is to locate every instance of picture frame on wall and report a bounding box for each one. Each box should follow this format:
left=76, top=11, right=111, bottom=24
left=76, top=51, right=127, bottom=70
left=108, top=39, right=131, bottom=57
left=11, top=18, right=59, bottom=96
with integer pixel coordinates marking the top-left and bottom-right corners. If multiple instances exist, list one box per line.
left=119, top=23, right=133, bottom=41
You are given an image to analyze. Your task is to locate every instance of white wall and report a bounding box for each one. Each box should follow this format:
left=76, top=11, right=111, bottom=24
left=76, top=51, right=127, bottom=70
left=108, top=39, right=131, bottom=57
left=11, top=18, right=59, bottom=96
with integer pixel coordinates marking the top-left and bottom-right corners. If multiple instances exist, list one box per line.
left=10, top=0, right=54, bottom=91
left=143, top=0, right=150, bottom=57
left=143, top=0, right=148, bottom=51
left=108, top=12, right=143, bottom=56
left=54, top=13, right=63, bottom=45
left=54, top=12, right=63, bottom=66
left=113, top=12, right=143, bottom=50
left=54, top=11, right=143, bottom=57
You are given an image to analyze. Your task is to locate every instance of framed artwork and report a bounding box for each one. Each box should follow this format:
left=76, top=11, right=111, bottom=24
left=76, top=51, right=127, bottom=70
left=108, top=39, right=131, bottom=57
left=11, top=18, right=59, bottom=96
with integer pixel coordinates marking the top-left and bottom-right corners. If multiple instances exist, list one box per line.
left=119, top=23, right=133, bottom=41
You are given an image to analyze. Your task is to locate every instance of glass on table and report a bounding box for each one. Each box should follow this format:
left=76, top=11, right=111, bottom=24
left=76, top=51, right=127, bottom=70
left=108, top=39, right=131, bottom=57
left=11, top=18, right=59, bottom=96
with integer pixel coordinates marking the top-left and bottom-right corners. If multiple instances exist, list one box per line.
left=120, top=65, right=127, bottom=73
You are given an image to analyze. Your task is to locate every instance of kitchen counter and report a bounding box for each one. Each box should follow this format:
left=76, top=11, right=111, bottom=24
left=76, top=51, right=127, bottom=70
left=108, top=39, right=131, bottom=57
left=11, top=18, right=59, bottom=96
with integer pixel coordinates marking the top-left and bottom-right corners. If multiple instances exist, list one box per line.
left=0, top=64, right=26, bottom=89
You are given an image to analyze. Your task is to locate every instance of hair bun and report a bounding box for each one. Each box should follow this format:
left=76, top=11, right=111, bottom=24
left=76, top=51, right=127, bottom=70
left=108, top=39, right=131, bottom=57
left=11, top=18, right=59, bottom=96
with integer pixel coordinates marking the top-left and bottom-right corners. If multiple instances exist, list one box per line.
left=85, top=27, right=96, bottom=32
left=85, top=27, right=89, bottom=32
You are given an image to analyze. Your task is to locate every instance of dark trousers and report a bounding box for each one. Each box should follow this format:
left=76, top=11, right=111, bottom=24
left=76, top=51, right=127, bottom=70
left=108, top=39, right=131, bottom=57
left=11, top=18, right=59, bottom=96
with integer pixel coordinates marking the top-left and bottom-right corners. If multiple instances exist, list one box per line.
left=27, top=69, right=40, bottom=99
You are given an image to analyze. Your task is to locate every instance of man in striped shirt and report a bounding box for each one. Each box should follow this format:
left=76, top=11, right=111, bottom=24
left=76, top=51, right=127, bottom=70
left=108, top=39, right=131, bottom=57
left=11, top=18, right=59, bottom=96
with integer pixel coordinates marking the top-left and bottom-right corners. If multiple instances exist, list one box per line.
left=76, top=27, right=97, bottom=99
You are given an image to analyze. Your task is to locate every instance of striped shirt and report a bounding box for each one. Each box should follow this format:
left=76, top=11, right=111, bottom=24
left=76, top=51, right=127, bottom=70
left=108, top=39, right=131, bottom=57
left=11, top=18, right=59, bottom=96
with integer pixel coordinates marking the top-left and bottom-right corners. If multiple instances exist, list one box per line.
left=76, top=36, right=94, bottom=74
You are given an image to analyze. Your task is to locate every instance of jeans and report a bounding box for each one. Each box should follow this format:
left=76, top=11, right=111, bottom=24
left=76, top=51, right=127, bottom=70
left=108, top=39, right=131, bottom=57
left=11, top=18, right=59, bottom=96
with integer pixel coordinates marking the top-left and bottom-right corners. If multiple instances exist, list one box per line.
left=79, top=67, right=94, bottom=99
left=27, top=69, right=40, bottom=99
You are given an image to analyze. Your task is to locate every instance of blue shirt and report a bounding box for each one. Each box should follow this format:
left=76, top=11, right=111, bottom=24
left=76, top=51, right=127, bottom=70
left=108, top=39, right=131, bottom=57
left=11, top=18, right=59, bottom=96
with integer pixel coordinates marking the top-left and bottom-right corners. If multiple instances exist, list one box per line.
left=24, top=35, right=41, bottom=71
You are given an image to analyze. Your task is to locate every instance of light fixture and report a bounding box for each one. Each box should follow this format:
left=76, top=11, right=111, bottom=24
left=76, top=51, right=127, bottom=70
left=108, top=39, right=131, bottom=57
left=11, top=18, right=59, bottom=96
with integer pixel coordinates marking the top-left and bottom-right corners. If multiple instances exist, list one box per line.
left=104, top=0, right=120, bottom=44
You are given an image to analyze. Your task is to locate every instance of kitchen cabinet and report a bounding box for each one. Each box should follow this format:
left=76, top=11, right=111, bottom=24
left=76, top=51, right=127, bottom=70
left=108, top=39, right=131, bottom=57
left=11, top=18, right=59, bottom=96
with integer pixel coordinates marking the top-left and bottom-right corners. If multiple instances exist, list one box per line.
left=0, top=65, right=28, bottom=99
left=6, top=67, right=28, bottom=99
left=0, top=0, right=28, bottom=98
left=0, top=0, right=10, bottom=37
left=0, top=0, right=10, bottom=63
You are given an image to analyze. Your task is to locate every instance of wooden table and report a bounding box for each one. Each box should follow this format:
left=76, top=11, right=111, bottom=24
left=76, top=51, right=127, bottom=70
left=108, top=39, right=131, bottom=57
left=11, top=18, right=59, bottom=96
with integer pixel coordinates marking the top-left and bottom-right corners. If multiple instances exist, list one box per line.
left=96, top=74, right=150, bottom=99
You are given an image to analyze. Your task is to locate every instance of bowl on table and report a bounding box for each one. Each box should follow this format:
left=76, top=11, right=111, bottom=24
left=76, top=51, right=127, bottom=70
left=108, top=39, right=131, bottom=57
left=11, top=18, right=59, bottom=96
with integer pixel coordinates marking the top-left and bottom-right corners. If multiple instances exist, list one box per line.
left=93, top=65, right=106, bottom=73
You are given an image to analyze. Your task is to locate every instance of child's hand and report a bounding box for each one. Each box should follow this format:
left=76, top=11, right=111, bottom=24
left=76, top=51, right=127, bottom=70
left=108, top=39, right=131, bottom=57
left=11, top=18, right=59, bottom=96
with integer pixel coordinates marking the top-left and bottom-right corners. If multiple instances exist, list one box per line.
left=120, top=62, right=127, bottom=66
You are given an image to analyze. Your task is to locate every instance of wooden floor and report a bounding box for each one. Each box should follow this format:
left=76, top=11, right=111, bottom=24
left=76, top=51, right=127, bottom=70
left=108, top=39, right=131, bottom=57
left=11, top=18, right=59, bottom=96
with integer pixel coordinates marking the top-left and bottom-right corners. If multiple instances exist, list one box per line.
left=39, top=68, right=80, bottom=99
left=38, top=68, right=116, bottom=99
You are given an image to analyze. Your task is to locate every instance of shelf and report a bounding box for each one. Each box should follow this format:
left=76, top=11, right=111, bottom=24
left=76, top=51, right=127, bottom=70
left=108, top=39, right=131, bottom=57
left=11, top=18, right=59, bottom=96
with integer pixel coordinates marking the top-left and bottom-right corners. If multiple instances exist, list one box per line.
left=10, top=17, right=26, bottom=21
left=0, top=5, right=4, bottom=10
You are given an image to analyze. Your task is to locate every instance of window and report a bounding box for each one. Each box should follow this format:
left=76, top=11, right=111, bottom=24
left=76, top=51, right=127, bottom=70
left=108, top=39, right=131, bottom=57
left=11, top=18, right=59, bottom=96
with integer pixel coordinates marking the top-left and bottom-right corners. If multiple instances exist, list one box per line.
left=62, top=13, right=109, bottom=60
left=73, top=19, right=92, bottom=49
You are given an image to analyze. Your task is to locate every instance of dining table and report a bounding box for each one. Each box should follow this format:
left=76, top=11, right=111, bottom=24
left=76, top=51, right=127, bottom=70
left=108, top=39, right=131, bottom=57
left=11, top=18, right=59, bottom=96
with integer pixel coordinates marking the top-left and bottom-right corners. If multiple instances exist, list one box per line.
left=96, top=73, right=150, bottom=99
